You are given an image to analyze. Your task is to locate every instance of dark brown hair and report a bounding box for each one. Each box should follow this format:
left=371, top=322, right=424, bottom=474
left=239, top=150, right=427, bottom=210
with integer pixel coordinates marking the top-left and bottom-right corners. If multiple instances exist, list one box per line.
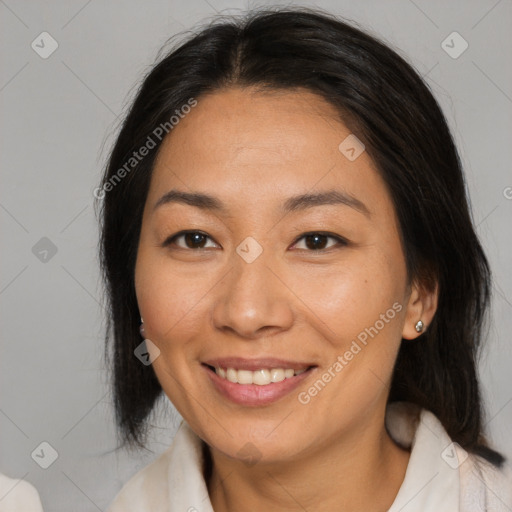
left=97, top=7, right=504, bottom=466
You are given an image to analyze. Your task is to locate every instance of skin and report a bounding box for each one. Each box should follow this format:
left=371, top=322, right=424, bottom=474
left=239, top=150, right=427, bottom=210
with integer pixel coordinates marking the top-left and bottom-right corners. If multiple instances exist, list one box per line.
left=134, top=87, right=438, bottom=512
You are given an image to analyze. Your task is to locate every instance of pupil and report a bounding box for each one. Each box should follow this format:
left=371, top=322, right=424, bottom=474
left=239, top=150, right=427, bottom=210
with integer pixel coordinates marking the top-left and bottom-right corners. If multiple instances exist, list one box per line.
left=186, top=233, right=206, bottom=248
left=306, top=234, right=327, bottom=250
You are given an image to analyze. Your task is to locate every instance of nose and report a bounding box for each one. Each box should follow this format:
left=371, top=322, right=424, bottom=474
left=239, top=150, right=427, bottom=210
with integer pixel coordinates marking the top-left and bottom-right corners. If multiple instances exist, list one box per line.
left=212, top=248, right=294, bottom=339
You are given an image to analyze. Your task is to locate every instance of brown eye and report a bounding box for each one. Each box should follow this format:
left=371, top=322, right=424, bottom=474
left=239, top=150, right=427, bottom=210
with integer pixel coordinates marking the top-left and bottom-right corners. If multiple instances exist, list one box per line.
left=163, top=231, right=218, bottom=250
left=292, top=232, right=347, bottom=251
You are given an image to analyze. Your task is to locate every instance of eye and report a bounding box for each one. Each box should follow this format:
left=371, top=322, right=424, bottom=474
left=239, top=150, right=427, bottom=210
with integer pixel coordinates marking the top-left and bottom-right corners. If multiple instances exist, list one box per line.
left=291, top=232, right=347, bottom=251
left=162, top=230, right=347, bottom=252
left=163, top=231, right=218, bottom=250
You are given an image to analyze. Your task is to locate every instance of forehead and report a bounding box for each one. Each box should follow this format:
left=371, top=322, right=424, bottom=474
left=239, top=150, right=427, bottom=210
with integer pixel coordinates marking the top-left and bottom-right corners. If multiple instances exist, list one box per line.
left=155, top=87, right=347, bottom=165
left=148, top=87, right=389, bottom=216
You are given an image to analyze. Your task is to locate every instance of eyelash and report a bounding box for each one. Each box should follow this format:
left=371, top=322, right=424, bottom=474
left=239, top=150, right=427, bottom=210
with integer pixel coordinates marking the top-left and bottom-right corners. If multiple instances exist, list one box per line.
left=162, top=230, right=348, bottom=252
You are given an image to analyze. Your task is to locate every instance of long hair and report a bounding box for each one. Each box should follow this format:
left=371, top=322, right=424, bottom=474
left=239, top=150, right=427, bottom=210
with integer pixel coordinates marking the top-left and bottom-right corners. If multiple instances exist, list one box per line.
left=97, top=7, right=504, bottom=465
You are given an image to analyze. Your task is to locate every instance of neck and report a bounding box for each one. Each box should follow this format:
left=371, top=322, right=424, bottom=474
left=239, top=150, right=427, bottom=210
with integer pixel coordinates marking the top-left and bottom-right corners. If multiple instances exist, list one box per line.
left=205, top=410, right=410, bottom=512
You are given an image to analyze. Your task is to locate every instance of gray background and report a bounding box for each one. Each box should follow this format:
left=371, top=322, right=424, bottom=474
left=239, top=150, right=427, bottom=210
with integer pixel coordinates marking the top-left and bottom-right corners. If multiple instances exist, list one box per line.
left=1, top=0, right=511, bottom=510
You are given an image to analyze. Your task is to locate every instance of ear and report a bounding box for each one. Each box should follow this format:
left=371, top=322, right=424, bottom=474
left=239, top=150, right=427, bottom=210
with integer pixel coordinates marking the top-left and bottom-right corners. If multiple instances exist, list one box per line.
left=402, top=278, right=438, bottom=340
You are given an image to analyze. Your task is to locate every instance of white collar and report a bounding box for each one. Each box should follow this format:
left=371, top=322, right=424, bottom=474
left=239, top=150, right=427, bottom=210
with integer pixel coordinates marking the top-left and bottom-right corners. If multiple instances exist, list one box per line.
left=107, top=402, right=499, bottom=511
left=385, top=402, right=460, bottom=511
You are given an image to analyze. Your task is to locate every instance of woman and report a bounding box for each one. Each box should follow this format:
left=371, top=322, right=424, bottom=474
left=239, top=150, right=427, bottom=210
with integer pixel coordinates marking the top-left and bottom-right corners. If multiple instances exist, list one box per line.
left=98, top=8, right=512, bottom=511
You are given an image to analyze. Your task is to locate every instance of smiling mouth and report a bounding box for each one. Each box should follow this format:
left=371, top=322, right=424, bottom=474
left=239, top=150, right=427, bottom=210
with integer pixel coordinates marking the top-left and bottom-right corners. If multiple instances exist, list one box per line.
left=203, top=363, right=316, bottom=386
left=202, top=362, right=317, bottom=406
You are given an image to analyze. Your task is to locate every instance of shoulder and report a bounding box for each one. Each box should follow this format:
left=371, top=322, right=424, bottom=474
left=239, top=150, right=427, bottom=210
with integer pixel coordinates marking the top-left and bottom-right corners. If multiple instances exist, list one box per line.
left=0, top=473, right=44, bottom=512
left=386, top=402, right=512, bottom=511
left=463, top=453, right=512, bottom=510
left=106, top=420, right=208, bottom=512
left=106, top=446, right=174, bottom=512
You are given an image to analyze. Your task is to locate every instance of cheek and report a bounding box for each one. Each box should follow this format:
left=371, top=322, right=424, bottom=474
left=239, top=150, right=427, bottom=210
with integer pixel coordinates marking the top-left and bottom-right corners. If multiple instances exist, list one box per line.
left=292, top=254, right=405, bottom=345
left=134, top=248, right=210, bottom=343
left=294, top=262, right=405, bottom=408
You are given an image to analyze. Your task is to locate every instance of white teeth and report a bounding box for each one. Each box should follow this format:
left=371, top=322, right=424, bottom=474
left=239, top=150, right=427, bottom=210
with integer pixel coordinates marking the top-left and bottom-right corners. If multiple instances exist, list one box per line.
left=214, top=366, right=309, bottom=385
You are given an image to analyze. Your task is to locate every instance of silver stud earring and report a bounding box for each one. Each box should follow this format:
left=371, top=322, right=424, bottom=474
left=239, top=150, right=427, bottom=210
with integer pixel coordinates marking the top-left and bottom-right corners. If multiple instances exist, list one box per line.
left=139, top=317, right=145, bottom=338
left=415, top=320, right=424, bottom=333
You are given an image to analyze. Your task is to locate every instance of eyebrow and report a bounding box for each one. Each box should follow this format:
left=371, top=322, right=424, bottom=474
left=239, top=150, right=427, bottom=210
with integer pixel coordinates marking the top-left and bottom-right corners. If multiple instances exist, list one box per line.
left=153, top=188, right=370, bottom=217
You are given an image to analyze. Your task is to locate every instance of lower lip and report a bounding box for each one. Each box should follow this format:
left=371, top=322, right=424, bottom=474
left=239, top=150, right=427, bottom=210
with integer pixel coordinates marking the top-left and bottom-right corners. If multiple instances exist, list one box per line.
left=202, top=364, right=316, bottom=406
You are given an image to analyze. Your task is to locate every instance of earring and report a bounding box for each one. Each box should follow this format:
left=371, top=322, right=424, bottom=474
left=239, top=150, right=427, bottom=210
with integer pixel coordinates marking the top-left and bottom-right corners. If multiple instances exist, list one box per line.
left=415, top=320, right=424, bottom=333
left=139, top=317, right=145, bottom=338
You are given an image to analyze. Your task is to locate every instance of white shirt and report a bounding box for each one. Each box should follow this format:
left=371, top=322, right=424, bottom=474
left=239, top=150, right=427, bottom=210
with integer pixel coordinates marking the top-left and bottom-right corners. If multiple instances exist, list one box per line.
left=107, top=402, right=512, bottom=512
left=0, top=474, right=43, bottom=512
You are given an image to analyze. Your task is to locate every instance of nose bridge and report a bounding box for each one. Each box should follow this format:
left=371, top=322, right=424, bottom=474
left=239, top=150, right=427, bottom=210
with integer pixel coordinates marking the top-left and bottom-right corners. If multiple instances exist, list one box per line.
left=212, top=238, right=294, bottom=337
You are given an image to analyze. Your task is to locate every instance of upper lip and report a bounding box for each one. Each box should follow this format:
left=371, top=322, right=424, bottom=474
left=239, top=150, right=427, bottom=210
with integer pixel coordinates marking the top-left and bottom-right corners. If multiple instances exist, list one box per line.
left=202, top=357, right=316, bottom=371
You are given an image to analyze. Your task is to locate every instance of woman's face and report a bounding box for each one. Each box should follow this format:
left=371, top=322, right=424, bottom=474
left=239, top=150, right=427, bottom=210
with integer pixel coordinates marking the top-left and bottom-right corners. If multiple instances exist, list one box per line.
left=135, top=87, right=426, bottom=463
